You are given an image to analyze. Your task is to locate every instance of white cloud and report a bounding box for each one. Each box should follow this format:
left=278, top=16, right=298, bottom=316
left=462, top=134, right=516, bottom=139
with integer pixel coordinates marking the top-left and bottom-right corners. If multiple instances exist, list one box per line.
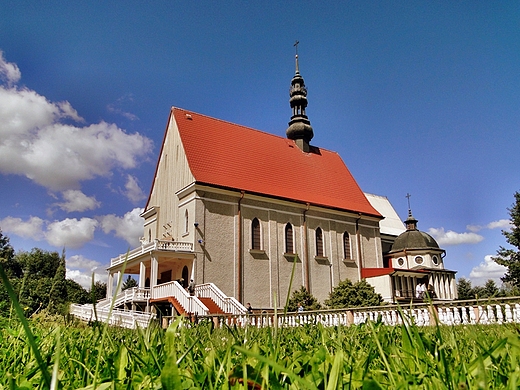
left=0, top=53, right=152, bottom=191
left=0, top=216, right=45, bottom=240
left=469, top=255, right=507, bottom=286
left=107, top=95, right=139, bottom=121
left=66, top=254, right=107, bottom=288
left=55, top=189, right=101, bottom=213
left=124, top=174, right=146, bottom=203
left=66, top=268, right=107, bottom=289
left=46, top=218, right=98, bottom=248
left=2, top=209, right=144, bottom=249
left=99, top=208, right=144, bottom=247
left=428, top=227, right=484, bottom=246
left=467, top=219, right=511, bottom=232
left=487, top=219, right=512, bottom=230
left=0, top=50, right=21, bottom=86
left=67, top=254, right=103, bottom=271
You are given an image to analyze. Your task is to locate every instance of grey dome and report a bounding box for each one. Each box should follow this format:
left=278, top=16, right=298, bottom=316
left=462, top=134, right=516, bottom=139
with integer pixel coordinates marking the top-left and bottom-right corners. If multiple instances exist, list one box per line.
left=391, top=229, right=440, bottom=252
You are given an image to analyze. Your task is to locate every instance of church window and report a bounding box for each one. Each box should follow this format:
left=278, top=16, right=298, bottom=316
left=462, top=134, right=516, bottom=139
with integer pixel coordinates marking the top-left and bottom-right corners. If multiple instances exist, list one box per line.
left=343, top=232, right=351, bottom=259
left=184, top=210, right=189, bottom=234
left=432, top=255, right=439, bottom=265
left=414, top=256, right=424, bottom=265
left=316, top=227, right=324, bottom=257
left=251, top=218, right=261, bottom=250
left=285, top=223, right=294, bottom=253
left=397, top=257, right=404, bottom=266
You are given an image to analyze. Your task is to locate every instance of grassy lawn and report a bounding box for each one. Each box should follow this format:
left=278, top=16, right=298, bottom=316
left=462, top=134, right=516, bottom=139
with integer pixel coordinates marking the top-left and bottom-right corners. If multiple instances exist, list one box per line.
left=1, top=313, right=520, bottom=389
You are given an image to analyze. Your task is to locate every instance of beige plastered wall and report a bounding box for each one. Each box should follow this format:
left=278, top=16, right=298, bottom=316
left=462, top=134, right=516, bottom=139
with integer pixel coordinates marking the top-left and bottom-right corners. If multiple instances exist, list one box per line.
left=191, top=190, right=383, bottom=308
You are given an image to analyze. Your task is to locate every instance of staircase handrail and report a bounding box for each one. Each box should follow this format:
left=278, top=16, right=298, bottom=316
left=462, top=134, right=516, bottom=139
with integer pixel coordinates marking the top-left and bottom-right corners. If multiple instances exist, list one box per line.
left=195, top=283, right=246, bottom=314
left=152, top=281, right=209, bottom=315
left=111, top=287, right=151, bottom=308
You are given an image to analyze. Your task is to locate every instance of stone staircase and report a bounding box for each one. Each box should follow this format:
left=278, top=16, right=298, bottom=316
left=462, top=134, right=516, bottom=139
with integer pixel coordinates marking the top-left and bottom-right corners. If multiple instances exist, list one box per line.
left=198, top=297, right=225, bottom=315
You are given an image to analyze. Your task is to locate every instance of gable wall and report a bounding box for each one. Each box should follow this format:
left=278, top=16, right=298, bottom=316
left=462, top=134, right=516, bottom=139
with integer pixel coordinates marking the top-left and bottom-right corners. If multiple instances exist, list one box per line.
left=144, top=114, right=195, bottom=241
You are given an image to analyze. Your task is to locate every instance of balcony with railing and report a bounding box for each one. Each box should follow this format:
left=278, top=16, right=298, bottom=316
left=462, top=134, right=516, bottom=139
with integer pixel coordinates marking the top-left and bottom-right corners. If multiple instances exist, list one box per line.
left=110, top=239, right=194, bottom=267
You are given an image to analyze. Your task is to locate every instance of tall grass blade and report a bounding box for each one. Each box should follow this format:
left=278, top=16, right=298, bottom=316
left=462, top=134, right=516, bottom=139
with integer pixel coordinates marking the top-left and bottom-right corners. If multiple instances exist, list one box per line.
left=50, top=327, right=61, bottom=390
left=92, top=251, right=128, bottom=388
left=0, top=264, right=51, bottom=388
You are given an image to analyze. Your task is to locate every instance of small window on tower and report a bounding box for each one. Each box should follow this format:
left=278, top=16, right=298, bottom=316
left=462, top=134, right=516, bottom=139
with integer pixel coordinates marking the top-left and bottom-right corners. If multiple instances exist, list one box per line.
left=285, top=223, right=294, bottom=254
left=251, top=218, right=261, bottom=250
left=316, top=227, right=324, bottom=257
left=343, top=232, right=351, bottom=260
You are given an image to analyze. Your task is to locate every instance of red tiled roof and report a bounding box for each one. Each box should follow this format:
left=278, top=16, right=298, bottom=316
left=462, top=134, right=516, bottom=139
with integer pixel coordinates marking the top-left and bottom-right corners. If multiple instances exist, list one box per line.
left=173, top=107, right=381, bottom=217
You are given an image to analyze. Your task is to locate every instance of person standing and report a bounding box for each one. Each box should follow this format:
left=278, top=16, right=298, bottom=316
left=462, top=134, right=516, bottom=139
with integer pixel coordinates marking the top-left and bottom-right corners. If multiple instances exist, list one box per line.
left=415, top=280, right=426, bottom=299
left=188, top=279, right=195, bottom=296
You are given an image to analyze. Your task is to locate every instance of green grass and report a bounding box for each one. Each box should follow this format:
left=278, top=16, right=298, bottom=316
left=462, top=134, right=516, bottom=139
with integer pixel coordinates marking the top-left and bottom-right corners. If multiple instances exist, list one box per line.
left=2, top=264, right=520, bottom=389
left=1, top=314, right=520, bottom=389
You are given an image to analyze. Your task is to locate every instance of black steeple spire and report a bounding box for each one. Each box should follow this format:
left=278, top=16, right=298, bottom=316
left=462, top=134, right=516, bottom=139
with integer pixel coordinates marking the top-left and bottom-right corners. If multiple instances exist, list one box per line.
left=405, top=193, right=418, bottom=230
left=286, top=41, right=314, bottom=152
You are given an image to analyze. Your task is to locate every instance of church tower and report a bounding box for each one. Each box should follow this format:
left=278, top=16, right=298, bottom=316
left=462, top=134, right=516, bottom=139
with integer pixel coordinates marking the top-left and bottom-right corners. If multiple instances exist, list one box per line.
left=286, top=42, right=314, bottom=152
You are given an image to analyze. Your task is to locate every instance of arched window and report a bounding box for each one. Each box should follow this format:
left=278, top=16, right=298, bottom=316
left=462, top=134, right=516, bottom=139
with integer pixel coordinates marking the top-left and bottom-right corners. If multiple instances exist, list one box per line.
left=343, top=232, right=351, bottom=259
left=285, top=223, right=294, bottom=253
left=251, top=218, right=261, bottom=250
left=184, top=210, right=189, bottom=233
left=316, top=227, right=324, bottom=257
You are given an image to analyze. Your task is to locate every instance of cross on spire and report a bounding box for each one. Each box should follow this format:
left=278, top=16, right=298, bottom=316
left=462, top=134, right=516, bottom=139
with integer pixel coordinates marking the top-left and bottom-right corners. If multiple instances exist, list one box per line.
left=404, top=193, right=418, bottom=230
left=293, top=40, right=300, bottom=74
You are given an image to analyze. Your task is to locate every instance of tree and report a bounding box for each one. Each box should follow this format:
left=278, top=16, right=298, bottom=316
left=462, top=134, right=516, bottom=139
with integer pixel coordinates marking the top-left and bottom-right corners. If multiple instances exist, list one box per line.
left=325, top=279, right=382, bottom=309
left=66, top=279, right=89, bottom=304
left=14, top=248, right=64, bottom=315
left=122, top=275, right=138, bottom=291
left=0, top=230, right=20, bottom=278
left=286, top=286, right=322, bottom=312
left=457, top=278, right=508, bottom=300
left=90, top=281, right=107, bottom=302
left=493, top=191, right=520, bottom=287
left=0, top=235, right=94, bottom=315
left=456, top=278, right=474, bottom=300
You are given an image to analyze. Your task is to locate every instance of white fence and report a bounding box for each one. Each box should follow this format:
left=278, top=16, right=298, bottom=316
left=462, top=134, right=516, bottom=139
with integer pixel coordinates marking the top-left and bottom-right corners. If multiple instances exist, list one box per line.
left=69, top=304, right=156, bottom=329
left=200, top=297, right=520, bottom=328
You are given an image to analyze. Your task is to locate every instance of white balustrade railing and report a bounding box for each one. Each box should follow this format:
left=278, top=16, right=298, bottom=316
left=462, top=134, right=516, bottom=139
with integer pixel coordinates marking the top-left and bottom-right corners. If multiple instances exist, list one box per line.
left=196, top=297, right=520, bottom=329
left=112, top=287, right=150, bottom=308
left=152, top=281, right=209, bottom=316
left=69, top=304, right=155, bottom=329
left=110, top=239, right=194, bottom=267
left=194, top=283, right=246, bottom=315
left=73, top=294, right=520, bottom=330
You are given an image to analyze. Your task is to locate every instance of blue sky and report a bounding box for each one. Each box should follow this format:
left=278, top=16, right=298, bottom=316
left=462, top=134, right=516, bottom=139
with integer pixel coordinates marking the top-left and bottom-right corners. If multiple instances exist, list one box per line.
left=0, top=1, right=518, bottom=288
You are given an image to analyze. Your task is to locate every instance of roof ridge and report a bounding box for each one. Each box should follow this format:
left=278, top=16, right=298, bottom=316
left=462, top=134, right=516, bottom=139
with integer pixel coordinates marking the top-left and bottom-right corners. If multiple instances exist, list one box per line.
left=172, top=106, right=343, bottom=155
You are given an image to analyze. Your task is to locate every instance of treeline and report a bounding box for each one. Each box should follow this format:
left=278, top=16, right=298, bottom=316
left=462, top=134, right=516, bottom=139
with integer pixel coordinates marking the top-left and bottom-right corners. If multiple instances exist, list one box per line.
left=0, top=230, right=106, bottom=316
left=456, top=277, right=517, bottom=301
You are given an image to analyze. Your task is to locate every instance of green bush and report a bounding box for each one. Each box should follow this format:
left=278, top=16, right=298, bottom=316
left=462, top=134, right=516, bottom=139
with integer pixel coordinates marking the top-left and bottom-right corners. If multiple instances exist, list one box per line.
left=325, top=278, right=383, bottom=308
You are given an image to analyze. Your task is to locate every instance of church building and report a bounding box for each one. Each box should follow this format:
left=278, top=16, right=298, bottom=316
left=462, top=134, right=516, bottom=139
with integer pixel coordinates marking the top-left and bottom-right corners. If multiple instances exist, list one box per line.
left=104, top=53, right=457, bottom=316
